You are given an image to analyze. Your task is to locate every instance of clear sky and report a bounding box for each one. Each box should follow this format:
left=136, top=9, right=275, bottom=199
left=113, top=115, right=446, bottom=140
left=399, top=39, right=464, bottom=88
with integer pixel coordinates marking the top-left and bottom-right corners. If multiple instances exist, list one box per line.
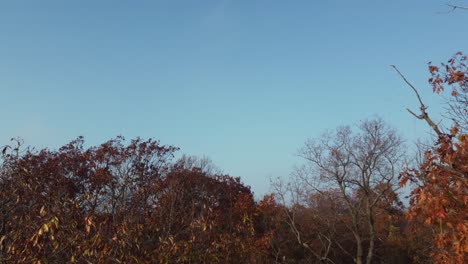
left=1, top=0, right=467, bottom=198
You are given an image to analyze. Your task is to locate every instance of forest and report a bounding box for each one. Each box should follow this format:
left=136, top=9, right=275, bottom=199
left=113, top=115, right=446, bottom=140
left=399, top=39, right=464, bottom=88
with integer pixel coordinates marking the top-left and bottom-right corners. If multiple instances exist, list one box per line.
left=0, top=1, right=468, bottom=264
left=0, top=52, right=466, bottom=263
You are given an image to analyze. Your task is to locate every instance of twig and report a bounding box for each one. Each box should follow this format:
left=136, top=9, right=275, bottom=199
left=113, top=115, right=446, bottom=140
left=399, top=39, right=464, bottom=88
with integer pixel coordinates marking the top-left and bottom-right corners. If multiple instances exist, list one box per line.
left=448, top=4, right=468, bottom=10
left=437, top=4, right=468, bottom=14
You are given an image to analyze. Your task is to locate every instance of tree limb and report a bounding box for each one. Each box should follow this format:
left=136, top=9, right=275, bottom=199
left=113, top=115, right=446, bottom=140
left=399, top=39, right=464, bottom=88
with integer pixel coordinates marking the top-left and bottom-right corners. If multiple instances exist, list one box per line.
left=391, top=65, right=445, bottom=137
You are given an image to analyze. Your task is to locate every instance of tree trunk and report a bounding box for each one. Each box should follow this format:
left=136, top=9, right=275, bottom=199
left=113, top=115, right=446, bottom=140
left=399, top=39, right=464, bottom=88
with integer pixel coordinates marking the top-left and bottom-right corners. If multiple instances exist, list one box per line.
left=366, top=205, right=375, bottom=264
left=354, top=231, right=363, bottom=264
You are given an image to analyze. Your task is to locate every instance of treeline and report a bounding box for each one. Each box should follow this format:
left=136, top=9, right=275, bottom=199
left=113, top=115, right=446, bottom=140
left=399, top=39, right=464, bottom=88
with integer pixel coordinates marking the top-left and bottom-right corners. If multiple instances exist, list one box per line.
left=0, top=136, right=275, bottom=263
left=0, top=54, right=466, bottom=263
left=0, top=133, right=418, bottom=264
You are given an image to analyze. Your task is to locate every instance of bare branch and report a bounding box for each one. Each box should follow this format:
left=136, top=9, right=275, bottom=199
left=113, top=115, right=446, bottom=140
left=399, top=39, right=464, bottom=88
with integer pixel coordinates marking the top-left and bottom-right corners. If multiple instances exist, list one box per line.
left=448, top=4, right=468, bottom=10
left=436, top=3, right=468, bottom=14
left=390, top=65, right=426, bottom=108
left=391, top=65, right=445, bottom=137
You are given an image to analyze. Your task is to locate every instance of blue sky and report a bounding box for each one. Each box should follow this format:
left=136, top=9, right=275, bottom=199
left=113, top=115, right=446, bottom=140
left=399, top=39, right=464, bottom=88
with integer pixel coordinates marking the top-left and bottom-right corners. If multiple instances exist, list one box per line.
left=1, top=0, right=467, bottom=197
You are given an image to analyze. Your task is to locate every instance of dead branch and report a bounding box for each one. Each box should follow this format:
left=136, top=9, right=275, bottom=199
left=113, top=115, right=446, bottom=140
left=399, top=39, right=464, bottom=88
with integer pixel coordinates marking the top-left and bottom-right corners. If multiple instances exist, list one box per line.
left=391, top=65, right=444, bottom=137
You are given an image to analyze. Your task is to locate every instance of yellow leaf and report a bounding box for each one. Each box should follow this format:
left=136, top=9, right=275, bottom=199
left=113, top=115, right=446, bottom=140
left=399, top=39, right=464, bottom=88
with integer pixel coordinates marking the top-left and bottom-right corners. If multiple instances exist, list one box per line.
left=42, top=224, right=49, bottom=233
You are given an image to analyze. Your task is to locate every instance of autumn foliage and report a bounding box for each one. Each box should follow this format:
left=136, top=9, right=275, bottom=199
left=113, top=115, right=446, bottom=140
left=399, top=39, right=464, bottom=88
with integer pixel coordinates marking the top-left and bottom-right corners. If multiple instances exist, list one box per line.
left=0, top=137, right=277, bottom=263
left=400, top=52, right=468, bottom=263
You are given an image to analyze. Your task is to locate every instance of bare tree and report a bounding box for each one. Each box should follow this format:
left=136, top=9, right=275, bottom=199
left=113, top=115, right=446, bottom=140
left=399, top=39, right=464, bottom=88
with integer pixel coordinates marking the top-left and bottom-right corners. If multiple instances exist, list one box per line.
left=445, top=87, right=468, bottom=133
left=271, top=175, right=345, bottom=263
left=175, top=154, right=222, bottom=176
left=293, top=118, right=405, bottom=264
